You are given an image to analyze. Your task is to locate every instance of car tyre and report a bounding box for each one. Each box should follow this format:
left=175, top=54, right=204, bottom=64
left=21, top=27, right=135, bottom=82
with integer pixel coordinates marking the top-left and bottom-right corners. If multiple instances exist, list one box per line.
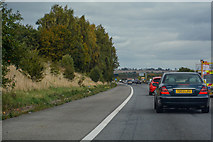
left=149, top=92, right=152, bottom=95
left=201, top=106, right=209, bottom=113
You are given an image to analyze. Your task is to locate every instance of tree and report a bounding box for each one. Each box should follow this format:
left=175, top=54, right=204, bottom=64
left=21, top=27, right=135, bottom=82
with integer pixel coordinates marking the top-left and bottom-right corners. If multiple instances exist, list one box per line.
left=1, top=3, right=120, bottom=87
left=95, top=25, right=119, bottom=82
left=38, top=25, right=68, bottom=61
left=15, top=24, right=39, bottom=50
left=35, top=4, right=119, bottom=81
left=90, top=66, right=101, bottom=82
left=36, top=5, right=74, bottom=30
left=61, top=55, right=75, bottom=80
left=2, top=2, right=23, bottom=87
left=178, top=67, right=194, bottom=72
left=88, top=24, right=100, bottom=71
left=2, top=2, right=23, bottom=64
left=19, top=50, right=45, bottom=82
left=36, top=5, right=75, bottom=61
left=2, top=2, right=47, bottom=84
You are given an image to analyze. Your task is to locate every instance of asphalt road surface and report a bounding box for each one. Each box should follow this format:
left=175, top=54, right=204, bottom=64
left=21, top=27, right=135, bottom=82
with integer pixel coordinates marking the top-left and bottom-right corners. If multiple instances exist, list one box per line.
left=95, top=84, right=211, bottom=141
left=3, top=84, right=130, bottom=140
left=2, top=84, right=212, bottom=141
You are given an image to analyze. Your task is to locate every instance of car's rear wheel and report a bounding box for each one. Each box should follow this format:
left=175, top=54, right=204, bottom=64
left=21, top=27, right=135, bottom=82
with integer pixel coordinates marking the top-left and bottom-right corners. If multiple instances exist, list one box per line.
left=201, top=106, right=209, bottom=113
left=149, top=91, right=152, bottom=95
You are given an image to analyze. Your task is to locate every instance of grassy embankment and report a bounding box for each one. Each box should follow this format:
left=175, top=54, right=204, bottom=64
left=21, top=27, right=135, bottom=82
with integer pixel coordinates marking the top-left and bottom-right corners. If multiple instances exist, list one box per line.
left=2, top=66, right=117, bottom=120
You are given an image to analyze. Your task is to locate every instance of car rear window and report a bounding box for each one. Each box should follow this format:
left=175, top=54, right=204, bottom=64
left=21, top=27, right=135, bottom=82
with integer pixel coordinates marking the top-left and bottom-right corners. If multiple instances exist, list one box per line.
left=162, top=74, right=203, bottom=85
left=153, top=78, right=161, bottom=83
left=152, top=83, right=159, bottom=86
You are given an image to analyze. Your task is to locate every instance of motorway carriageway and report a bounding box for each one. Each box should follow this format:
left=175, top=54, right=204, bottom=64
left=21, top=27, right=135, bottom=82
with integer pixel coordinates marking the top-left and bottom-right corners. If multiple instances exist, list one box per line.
left=2, top=84, right=212, bottom=141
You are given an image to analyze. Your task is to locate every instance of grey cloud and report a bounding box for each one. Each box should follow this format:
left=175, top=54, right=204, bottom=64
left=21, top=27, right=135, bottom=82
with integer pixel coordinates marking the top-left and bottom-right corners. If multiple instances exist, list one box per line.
left=6, top=2, right=211, bottom=69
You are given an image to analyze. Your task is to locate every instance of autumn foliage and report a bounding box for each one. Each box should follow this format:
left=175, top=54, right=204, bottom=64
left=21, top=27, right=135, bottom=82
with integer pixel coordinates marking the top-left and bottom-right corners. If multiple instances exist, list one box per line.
left=2, top=3, right=119, bottom=88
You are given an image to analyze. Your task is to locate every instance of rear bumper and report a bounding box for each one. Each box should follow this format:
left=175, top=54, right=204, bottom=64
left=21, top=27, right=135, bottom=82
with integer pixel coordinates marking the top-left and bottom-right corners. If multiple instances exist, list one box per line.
left=149, top=86, right=156, bottom=93
left=158, top=96, right=210, bottom=108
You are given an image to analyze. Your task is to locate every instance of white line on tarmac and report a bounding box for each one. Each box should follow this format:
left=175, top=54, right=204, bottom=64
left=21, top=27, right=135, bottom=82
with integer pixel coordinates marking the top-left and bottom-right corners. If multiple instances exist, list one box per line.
left=81, top=85, right=134, bottom=141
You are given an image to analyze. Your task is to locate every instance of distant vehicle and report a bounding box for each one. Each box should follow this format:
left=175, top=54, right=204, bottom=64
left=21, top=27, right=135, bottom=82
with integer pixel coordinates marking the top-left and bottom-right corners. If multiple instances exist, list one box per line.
left=149, top=77, right=161, bottom=95
left=127, top=80, right=133, bottom=85
left=123, top=80, right=127, bottom=84
left=132, top=79, right=136, bottom=84
left=134, top=79, right=141, bottom=84
left=203, top=74, right=213, bottom=97
left=154, top=72, right=210, bottom=113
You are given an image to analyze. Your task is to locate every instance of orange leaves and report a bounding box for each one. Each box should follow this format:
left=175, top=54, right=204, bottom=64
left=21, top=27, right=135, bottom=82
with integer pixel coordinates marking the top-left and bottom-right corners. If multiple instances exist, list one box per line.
left=36, top=4, right=119, bottom=79
left=39, top=25, right=68, bottom=61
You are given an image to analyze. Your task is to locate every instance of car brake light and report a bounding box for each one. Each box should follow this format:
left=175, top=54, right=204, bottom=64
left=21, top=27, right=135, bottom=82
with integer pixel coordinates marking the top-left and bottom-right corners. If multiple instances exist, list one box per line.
left=199, top=86, right=208, bottom=95
left=161, top=86, right=170, bottom=95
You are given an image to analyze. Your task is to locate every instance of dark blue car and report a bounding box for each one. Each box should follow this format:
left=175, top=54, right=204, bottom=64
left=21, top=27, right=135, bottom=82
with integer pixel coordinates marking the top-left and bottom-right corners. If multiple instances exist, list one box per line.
left=154, top=72, right=210, bottom=113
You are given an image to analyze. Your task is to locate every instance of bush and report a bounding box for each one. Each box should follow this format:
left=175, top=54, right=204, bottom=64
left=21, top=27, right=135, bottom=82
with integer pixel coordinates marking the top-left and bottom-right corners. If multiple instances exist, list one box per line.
left=61, top=55, right=75, bottom=80
left=63, top=66, right=75, bottom=80
left=19, top=50, right=45, bottom=82
left=178, top=67, right=194, bottom=72
left=50, top=62, right=60, bottom=76
left=90, top=66, right=101, bottom=82
left=61, top=55, right=74, bottom=68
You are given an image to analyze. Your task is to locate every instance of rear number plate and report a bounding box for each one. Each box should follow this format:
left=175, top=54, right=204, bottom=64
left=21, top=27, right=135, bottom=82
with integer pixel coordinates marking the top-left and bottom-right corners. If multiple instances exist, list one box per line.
left=176, top=90, right=192, bottom=94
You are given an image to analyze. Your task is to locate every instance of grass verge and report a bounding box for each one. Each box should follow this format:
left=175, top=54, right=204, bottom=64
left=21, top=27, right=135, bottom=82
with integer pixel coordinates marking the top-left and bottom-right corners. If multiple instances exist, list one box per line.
left=2, top=83, right=117, bottom=120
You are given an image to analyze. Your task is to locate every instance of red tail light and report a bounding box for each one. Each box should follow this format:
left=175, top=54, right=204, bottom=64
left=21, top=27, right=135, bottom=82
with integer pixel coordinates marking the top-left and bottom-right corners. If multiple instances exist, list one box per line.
left=161, top=86, right=170, bottom=95
left=199, top=86, right=208, bottom=95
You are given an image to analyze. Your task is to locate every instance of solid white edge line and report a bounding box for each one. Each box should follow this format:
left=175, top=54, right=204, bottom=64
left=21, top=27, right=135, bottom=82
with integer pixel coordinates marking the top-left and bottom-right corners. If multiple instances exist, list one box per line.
left=81, top=85, right=134, bottom=141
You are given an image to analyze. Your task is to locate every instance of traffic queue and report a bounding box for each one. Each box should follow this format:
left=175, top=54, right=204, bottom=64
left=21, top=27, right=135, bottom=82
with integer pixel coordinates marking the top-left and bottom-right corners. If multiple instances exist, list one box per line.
left=120, top=71, right=210, bottom=113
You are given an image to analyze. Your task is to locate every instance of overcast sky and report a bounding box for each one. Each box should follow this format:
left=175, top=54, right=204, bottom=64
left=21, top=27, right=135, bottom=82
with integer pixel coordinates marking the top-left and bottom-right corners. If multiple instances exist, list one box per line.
left=6, top=2, right=211, bottom=70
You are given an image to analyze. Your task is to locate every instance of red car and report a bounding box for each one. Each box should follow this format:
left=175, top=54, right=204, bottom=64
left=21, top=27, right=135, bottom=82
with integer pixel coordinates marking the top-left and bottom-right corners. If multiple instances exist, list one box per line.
left=149, top=77, right=161, bottom=95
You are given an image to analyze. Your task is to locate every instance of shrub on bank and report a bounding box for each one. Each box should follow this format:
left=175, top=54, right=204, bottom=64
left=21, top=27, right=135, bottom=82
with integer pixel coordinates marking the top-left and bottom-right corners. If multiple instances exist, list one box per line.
left=90, top=66, right=101, bottom=82
left=61, top=55, right=75, bottom=80
left=50, top=62, right=60, bottom=76
left=19, top=50, right=45, bottom=82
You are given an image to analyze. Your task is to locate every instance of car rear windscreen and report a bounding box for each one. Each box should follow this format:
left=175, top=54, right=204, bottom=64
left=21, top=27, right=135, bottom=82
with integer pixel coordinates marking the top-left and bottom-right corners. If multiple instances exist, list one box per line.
left=162, top=74, right=202, bottom=85
left=153, top=78, right=161, bottom=83
left=152, top=83, right=158, bottom=86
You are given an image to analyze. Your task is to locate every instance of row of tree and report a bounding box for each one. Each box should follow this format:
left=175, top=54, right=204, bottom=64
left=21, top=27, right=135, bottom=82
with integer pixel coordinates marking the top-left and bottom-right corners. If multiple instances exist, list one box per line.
left=2, top=3, right=119, bottom=88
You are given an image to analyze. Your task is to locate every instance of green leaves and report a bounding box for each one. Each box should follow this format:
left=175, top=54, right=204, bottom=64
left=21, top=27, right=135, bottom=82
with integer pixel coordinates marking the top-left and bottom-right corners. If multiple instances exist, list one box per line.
left=95, top=25, right=119, bottom=82
left=61, top=55, right=75, bottom=80
left=2, top=3, right=119, bottom=86
left=38, top=25, right=68, bottom=61
left=37, top=4, right=119, bottom=82
left=90, top=66, right=101, bottom=82
left=2, top=2, right=25, bottom=87
left=178, top=67, right=194, bottom=72
left=19, top=50, right=45, bottom=82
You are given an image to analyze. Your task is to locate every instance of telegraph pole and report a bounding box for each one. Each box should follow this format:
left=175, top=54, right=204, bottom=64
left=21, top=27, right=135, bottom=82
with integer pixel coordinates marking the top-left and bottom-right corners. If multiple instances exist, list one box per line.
left=200, top=59, right=204, bottom=78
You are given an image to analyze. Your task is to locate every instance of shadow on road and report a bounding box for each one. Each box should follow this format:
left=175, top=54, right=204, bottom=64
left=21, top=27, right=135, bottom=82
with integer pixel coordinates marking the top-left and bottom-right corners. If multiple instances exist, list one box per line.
left=136, top=108, right=205, bottom=114
left=159, top=108, right=204, bottom=114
